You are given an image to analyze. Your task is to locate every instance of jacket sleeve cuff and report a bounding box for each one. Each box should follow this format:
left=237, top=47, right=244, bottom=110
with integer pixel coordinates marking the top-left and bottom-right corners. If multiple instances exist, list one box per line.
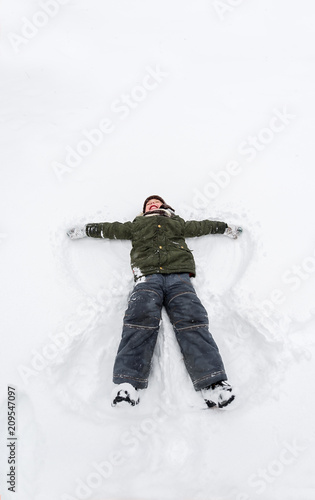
left=216, top=222, right=228, bottom=233
left=85, top=223, right=102, bottom=238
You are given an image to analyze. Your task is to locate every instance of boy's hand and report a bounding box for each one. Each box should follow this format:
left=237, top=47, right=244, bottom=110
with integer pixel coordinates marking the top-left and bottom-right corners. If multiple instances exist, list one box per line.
left=67, top=226, right=87, bottom=239
left=224, top=225, right=243, bottom=239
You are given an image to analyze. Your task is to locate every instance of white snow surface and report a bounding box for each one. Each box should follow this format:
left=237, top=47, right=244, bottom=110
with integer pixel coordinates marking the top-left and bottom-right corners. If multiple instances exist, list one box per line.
left=1, top=1, right=315, bottom=499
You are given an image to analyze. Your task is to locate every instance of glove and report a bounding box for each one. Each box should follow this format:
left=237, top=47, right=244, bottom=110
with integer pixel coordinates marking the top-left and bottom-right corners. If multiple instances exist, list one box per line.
left=67, top=226, right=87, bottom=239
left=224, top=225, right=243, bottom=239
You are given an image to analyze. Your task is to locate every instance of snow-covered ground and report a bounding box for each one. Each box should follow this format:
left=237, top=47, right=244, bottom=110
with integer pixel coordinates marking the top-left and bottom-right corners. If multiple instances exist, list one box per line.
left=1, top=1, right=315, bottom=499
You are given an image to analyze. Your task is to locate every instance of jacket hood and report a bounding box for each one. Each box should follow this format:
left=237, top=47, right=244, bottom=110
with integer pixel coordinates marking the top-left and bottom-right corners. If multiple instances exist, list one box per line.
left=142, top=195, right=175, bottom=214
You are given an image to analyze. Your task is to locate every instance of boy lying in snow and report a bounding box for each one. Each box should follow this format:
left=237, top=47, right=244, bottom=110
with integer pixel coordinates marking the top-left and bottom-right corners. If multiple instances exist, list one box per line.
left=67, top=195, right=242, bottom=409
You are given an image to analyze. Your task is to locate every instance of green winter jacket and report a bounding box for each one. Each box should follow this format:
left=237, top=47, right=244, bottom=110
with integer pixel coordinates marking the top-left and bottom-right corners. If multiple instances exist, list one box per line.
left=85, top=214, right=227, bottom=280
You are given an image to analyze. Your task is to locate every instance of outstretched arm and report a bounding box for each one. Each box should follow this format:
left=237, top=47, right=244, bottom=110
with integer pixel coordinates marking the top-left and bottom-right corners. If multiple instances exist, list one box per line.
left=183, top=219, right=227, bottom=238
left=67, top=221, right=133, bottom=240
left=183, top=219, right=243, bottom=239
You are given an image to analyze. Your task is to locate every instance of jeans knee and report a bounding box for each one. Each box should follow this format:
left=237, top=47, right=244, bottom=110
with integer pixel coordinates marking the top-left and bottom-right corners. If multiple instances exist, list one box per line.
left=124, top=289, right=162, bottom=326
left=167, top=292, right=208, bottom=329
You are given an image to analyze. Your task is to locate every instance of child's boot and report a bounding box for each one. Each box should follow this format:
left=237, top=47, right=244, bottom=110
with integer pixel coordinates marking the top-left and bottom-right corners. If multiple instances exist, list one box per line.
left=201, top=380, right=235, bottom=408
left=111, top=383, right=140, bottom=407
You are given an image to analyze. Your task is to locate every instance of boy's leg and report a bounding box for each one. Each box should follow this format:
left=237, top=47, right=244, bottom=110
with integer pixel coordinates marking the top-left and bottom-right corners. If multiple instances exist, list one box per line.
left=113, top=274, right=164, bottom=389
left=164, top=273, right=227, bottom=391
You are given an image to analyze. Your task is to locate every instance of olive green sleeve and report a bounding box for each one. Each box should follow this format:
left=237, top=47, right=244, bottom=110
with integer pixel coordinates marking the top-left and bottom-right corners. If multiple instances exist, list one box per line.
left=183, top=219, right=228, bottom=238
left=85, top=221, right=133, bottom=240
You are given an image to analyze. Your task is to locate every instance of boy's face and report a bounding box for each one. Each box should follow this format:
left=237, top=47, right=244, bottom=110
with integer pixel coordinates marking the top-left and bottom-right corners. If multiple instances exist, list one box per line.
left=145, top=199, right=163, bottom=212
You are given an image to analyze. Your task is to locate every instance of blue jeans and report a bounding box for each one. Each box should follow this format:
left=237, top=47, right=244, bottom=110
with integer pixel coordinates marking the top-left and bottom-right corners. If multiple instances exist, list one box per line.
left=113, top=273, right=227, bottom=391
